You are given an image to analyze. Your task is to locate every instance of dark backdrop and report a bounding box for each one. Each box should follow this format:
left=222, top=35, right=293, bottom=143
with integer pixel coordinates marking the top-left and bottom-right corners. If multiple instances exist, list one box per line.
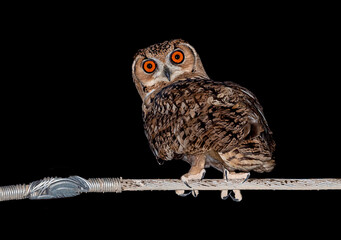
left=1, top=6, right=339, bottom=237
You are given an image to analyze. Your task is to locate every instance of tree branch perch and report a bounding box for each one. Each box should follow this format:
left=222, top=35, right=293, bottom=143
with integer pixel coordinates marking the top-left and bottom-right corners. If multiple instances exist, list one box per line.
left=1, top=176, right=340, bottom=201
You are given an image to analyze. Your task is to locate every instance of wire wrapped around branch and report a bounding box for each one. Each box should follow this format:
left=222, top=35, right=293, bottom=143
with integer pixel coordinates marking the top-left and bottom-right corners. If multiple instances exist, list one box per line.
left=0, top=176, right=122, bottom=201
left=1, top=177, right=341, bottom=201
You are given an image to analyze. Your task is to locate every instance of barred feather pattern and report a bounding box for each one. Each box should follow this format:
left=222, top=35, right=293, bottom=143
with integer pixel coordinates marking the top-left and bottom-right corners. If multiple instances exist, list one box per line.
left=142, top=78, right=275, bottom=173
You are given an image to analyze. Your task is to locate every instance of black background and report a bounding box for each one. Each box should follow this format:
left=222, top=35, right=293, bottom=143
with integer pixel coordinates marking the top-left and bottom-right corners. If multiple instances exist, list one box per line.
left=1, top=4, right=340, bottom=238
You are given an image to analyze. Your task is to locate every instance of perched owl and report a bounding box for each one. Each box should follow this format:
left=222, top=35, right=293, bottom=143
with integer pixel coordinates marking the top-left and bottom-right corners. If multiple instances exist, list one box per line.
left=132, top=39, right=275, bottom=201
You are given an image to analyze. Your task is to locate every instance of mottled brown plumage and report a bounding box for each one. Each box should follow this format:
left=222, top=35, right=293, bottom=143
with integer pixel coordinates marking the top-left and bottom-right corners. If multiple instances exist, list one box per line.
left=132, top=39, right=275, bottom=200
left=143, top=78, right=275, bottom=173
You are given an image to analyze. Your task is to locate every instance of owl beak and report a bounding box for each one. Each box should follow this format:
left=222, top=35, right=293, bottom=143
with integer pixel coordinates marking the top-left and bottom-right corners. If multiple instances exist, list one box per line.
left=163, top=66, right=171, bottom=81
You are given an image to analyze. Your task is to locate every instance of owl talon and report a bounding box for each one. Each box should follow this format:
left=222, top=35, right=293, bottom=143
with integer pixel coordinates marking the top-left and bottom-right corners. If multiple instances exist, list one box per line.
left=183, top=180, right=192, bottom=188
left=221, top=190, right=229, bottom=200
left=224, top=169, right=250, bottom=183
left=175, top=190, right=192, bottom=197
left=200, top=170, right=206, bottom=180
left=242, top=173, right=251, bottom=183
left=224, top=169, right=229, bottom=182
left=175, top=189, right=199, bottom=197
left=181, top=169, right=206, bottom=189
left=229, top=190, right=242, bottom=202
left=222, top=169, right=248, bottom=201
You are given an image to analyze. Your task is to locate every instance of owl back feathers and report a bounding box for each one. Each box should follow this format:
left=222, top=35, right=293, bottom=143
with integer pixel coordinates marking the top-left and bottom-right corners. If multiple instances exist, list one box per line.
left=142, top=78, right=275, bottom=172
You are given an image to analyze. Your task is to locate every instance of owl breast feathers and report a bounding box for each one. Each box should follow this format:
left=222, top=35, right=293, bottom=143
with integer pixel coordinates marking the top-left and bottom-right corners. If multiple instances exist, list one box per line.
left=143, top=78, right=275, bottom=173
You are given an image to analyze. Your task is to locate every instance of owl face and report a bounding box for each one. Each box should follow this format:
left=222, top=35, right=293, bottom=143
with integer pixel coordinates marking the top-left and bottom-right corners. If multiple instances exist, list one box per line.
left=132, top=39, right=208, bottom=99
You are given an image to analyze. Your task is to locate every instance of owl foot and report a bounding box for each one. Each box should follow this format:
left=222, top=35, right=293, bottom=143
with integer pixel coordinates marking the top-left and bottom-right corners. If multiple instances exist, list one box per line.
left=175, top=168, right=205, bottom=197
left=229, top=190, right=243, bottom=202
left=221, top=190, right=229, bottom=200
left=175, top=154, right=206, bottom=198
left=224, top=169, right=250, bottom=182
left=220, top=190, right=242, bottom=201
left=181, top=168, right=206, bottom=188
left=175, top=189, right=199, bottom=197
left=221, top=169, right=250, bottom=201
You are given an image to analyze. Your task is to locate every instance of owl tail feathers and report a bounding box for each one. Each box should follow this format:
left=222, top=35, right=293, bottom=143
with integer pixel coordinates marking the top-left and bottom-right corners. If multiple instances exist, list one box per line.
left=253, top=159, right=276, bottom=173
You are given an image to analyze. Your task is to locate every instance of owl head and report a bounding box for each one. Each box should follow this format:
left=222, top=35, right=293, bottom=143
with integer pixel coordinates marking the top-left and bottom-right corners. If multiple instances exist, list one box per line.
left=132, top=39, right=208, bottom=99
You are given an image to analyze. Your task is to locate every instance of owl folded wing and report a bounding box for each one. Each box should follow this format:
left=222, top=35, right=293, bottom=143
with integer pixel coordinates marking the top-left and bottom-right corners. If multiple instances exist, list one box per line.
left=143, top=78, right=274, bottom=160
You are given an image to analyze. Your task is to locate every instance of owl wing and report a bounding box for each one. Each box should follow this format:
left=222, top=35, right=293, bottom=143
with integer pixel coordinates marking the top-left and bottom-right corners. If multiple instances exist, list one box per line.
left=223, top=81, right=275, bottom=152
left=142, top=78, right=274, bottom=160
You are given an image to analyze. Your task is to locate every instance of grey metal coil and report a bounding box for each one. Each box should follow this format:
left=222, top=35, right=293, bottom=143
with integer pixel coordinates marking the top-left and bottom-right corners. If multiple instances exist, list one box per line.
left=0, top=176, right=122, bottom=201
left=87, top=178, right=122, bottom=193
left=0, top=184, right=30, bottom=201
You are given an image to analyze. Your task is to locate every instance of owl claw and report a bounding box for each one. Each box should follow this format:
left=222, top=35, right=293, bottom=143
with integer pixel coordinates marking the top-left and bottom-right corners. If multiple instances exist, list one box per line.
left=183, top=180, right=192, bottom=188
left=223, top=169, right=250, bottom=183
left=178, top=169, right=206, bottom=198
left=242, top=173, right=251, bottom=183
left=224, top=169, right=229, bottom=182
left=229, top=190, right=242, bottom=202
left=175, top=190, right=192, bottom=197
left=192, top=190, right=199, bottom=197
left=222, top=169, right=249, bottom=201
left=181, top=169, right=206, bottom=188
left=221, top=190, right=229, bottom=200
left=201, top=170, right=206, bottom=180
left=175, top=189, right=199, bottom=197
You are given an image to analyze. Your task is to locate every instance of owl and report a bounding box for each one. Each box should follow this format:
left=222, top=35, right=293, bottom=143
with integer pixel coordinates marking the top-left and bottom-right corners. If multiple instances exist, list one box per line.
left=132, top=39, right=275, bottom=201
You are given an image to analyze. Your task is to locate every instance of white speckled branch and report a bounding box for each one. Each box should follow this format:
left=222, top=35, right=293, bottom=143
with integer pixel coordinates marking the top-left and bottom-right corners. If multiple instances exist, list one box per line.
left=119, top=178, right=341, bottom=191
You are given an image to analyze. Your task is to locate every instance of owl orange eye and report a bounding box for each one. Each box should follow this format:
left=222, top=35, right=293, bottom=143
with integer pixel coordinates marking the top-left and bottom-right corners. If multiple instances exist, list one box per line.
left=143, top=60, right=157, bottom=73
left=170, top=50, right=184, bottom=64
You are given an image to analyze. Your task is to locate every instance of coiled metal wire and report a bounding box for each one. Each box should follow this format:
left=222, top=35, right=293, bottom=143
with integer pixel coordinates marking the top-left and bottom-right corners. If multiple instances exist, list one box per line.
left=0, top=184, right=30, bottom=201
left=0, top=176, right=122, bottom=201
left=87, top=178, right=122, bottom=193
